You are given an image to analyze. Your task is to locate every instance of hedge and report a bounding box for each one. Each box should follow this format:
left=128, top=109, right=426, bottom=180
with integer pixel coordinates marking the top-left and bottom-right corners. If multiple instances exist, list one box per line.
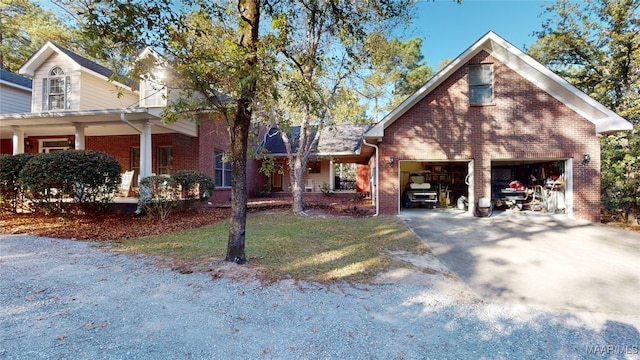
left=16, top=150, right=122, bottom=215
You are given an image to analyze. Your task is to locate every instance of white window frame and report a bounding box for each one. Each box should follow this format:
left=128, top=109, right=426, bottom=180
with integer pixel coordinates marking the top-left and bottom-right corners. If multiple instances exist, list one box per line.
left=214, top=150, right=232, bottom=188
left=39, top=138, right=71, bottom=153
left=43, top=67, right=70, bottom=111
left=140, top=78, right=167, bottom=107
left=469, top=63, right=494, bottom=105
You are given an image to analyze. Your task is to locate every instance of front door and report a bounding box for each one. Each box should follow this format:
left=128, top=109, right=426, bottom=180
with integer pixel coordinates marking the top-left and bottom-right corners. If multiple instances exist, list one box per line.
left=271, top=163, right=284, bottom=191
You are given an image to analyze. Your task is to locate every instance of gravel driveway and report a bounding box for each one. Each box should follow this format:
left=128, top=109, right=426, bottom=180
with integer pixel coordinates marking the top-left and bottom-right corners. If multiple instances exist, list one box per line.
left=1, top=234, right=639, bottom=359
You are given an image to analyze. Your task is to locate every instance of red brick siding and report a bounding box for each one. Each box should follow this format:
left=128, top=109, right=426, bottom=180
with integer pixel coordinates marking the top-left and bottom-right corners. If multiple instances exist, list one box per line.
left=379, top=51, right=601, bottom=221
left=196, top=116, right=267, bottom=203
left=0, top=139, right=12, bottom=154
left=87, top=135, right=138, bottom=171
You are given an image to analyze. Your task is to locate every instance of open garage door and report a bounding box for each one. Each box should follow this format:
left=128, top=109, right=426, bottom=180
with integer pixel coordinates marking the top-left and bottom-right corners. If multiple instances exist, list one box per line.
left=491, top=159, right=571, bottom=215
left=399, top=161, right=470, bottom=212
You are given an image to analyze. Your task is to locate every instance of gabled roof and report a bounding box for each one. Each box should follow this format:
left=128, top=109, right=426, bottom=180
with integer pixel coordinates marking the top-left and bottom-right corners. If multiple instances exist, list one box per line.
left=19, top=41, right=134, bottom=89
left=260, top=124, right=372, bottom=156
left=0, top=69, right=32, bottom=91
left=365, top=31, right=632, bottom=138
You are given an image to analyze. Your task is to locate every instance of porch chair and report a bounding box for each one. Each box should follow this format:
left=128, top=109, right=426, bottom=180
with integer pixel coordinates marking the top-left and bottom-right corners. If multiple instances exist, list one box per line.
left=119, top=170, right=135, bottom=197
left=305, top=179, right=314, bottom=192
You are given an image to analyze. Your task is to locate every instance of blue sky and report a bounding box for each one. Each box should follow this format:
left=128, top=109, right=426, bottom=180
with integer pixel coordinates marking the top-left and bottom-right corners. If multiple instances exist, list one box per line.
left=409, top=0, right=551, bottom=68
left=41, top=0, right=550, bottom=70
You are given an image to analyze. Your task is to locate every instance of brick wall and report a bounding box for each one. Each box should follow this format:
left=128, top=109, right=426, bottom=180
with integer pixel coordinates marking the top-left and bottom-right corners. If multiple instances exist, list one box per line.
left=378, top=51, right=601, bottom=221
left=197, top=115, right=267, bottom=203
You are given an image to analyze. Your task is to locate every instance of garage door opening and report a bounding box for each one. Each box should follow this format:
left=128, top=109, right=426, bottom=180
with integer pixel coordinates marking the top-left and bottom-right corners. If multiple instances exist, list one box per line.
left=399, top=161, right=469, bottom=211
left=491, top=159, right=569, bottom=215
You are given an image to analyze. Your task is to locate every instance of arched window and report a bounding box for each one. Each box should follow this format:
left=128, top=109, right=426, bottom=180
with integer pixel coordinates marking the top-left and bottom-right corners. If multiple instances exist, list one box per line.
left=43, top=67, right=70, bottom=110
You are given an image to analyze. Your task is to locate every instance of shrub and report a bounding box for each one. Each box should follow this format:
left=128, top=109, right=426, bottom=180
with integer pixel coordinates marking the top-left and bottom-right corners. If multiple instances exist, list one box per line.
left=254, top=184, right=272, bottom=197
left=320, top=182, right=333, bottom=196
left=171, top=170, right=215, bottom=209
left=19, top=150, right=121, bottom=215
left=0, top=153, right=35, bottom=212
left=138, top=175, right=180, bottom=221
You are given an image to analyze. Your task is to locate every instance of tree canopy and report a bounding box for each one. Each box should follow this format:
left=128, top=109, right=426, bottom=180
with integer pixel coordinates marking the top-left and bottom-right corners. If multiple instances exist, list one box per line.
left=529, top=0, right=639, bottom=223
left=0, top=0, right=76, bottom=71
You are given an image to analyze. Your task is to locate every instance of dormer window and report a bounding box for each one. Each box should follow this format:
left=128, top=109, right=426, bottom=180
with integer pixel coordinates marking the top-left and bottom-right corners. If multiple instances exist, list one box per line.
left=140, top=78, right=166, bottom=107
left=43, top=67, right=70, bottom=110
left=469, top=64, right=493, bottom=105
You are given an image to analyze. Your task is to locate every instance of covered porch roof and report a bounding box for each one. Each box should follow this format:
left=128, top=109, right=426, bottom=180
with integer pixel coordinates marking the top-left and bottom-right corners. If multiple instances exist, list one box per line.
left=258, top=124, right=375, bottom=164
left=0, top=107, right=197, bottom=138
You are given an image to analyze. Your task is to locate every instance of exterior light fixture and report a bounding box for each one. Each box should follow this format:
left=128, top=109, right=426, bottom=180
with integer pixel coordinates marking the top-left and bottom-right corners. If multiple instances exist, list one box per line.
left=581, top=153, right=590, bottom=165
left=389, top=155, right=395, bottom=167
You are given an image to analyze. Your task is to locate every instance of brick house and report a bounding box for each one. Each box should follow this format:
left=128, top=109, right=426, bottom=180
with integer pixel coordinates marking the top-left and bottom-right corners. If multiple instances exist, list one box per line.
left=1, top=32, right=632, bottom=221
left=0, top=42, right=264, bottom=203
left=363, top=32, right=632, bottom=221
left=257, top=125, right=373, bottom=194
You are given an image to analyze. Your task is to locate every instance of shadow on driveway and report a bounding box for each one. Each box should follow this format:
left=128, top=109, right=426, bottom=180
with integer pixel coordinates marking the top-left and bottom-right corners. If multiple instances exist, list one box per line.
left=400, top=209, right=640, bottom=315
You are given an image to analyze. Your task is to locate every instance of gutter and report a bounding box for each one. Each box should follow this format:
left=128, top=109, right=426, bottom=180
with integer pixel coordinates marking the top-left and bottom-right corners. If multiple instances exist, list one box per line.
left=361, top=137, right=379, bottom=216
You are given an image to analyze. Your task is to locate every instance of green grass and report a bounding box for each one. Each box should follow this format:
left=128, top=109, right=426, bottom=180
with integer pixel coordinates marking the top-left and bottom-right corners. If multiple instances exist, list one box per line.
left=112, top=212, right=430, bottom=283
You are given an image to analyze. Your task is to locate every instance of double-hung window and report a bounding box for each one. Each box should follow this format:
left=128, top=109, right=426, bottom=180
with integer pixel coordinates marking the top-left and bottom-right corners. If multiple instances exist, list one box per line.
left=214, top=150, right=232, bottom=187
left=157, top=146, right=173, bottom=175
left=469, top=64, right=493, bottom=105
left=43, top=67, right=70, bottom=111
left=141, top=79, right=166, bottom=107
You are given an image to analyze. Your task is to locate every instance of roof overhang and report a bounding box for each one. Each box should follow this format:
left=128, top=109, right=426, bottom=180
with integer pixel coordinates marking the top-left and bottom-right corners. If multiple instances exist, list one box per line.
left=0, top=79, right=31, bottom=92
left=364, top=31, right=632, bottom=141
left=0, top=108, right=198, bottom=138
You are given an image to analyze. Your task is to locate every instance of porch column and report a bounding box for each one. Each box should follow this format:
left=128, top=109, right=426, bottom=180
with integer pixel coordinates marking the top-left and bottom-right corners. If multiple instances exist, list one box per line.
left=329, top=159, right=334, bottom=191
left=73, top=124, right=86, bottom=150
left=139, top=121, right=153, bottom=179
left=12, top=127, right=25, bottom=155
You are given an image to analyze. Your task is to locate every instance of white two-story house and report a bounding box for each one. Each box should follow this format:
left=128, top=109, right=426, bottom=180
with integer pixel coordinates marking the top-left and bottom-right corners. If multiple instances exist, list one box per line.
left=0, top=42, right=256, bottom=201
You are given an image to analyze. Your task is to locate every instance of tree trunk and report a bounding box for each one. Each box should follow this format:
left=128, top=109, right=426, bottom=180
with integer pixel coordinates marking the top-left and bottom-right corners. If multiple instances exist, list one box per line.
left=627, top=203, right=639, bottom=226
left=225, top=108, right=251, bottom=263
left=224, top=0, right=260, bottom=264
left=290, top=155, right=305, bottom=214
left=289, top=111, right=314, bottom=216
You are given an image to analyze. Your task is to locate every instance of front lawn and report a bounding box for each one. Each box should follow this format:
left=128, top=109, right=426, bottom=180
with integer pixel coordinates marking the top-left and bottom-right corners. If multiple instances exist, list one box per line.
left=111, top=210, right=429, bottom=284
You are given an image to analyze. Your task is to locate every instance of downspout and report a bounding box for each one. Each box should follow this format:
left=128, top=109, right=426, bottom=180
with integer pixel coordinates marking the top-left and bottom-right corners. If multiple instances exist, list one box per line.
left=361, top=137, right=379, bottom=216
left=121, top=112, right=143, bottom=134
left=121, top=112, right=147, bottom=215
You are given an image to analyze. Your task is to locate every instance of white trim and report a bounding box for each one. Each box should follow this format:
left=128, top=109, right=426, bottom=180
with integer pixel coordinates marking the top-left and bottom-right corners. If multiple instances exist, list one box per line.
left=467, top=160, right=475, bottom=217
left=39, top=138, right=71, bottom=153
left=565, top=158, right=574, bottom=218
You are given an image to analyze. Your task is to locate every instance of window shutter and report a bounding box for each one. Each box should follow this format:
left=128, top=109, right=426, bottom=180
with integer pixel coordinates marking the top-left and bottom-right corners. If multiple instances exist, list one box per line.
left=42, top=78, right=48, bottom=111
left=65, top=76, right=71, bottom=109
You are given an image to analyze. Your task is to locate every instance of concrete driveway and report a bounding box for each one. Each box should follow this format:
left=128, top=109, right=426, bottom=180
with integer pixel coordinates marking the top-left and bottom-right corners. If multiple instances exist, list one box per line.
left=399, top=209, right=640, bottom=315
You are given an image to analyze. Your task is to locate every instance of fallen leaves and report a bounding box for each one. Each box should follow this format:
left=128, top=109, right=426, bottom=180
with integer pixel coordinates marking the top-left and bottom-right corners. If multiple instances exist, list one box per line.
left=0, top=195, right=374, bottom=241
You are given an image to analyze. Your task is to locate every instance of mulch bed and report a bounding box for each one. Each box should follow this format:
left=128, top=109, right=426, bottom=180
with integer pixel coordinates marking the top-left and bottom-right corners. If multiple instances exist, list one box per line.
left=0, top=194, right=374, bottom=241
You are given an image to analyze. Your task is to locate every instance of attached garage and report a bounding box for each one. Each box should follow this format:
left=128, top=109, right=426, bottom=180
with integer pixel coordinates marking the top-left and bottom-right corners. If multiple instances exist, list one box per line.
left=363, top=32, right=631, bottom=222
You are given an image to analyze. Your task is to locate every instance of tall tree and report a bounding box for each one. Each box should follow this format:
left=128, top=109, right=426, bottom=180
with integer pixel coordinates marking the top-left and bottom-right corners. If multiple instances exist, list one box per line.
left=74, top=0, right=268, bottom=263
left=528, top=0, right=639, bottom=224
left=0, top=0, right=75, bottom=71
left=264, top=0, right=414, bottom=215
left=360, top=34, right=432, bottom=121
